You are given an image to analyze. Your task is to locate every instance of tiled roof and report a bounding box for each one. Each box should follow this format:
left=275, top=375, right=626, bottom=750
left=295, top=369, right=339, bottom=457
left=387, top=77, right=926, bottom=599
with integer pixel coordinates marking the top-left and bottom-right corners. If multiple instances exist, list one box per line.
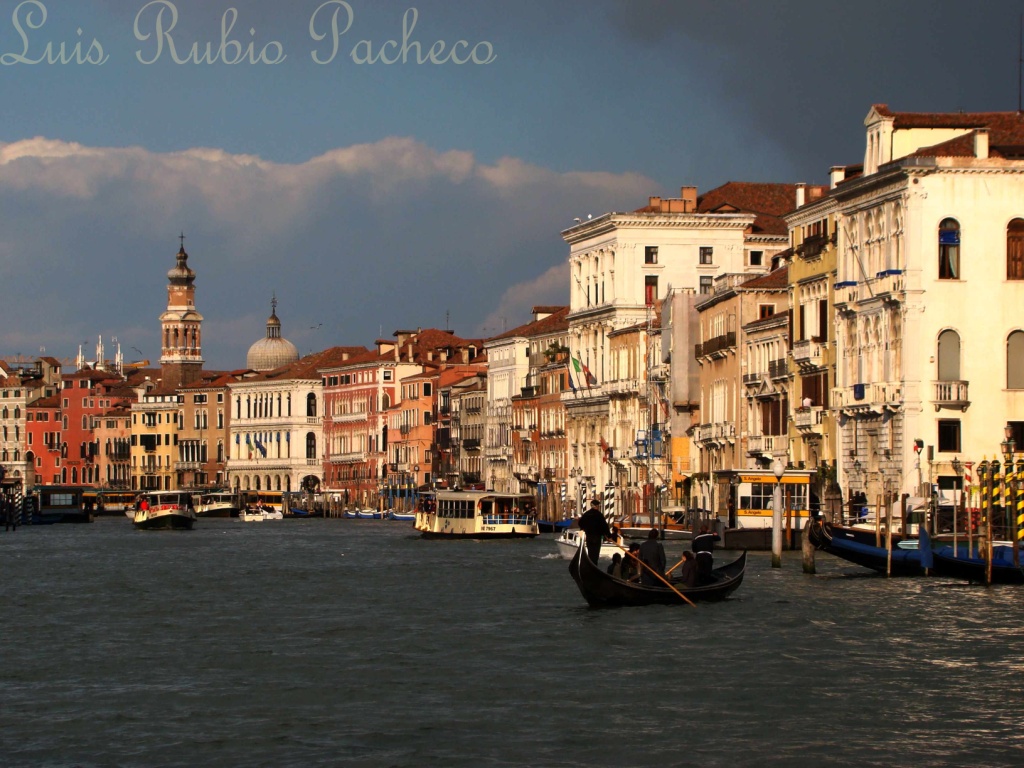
left=697, top=182, right=825, bottom=235
left=489, top=307, right=570, bottom=341
left=874, top=104, right=1024, bottom=159
left=29, top=395, right=60, bottom=408
left=741, top=264, right=789, bottom=290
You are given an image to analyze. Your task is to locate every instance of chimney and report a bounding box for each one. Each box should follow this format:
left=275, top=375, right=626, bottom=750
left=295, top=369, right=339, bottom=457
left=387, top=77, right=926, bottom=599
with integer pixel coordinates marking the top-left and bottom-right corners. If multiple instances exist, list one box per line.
left=680, top=186, right=697, bottom=212
left=461, top=348, right=469, bottom=364
left=648, top=196, right=662, bottom=211
left=974, top=128, right=989, bottom=159
left=393, top=345, right=399, bottom=362
left=795, top=182, right=806, bottom=208
left=407, top=343, right=414, bottom=361
left=829, top=166, right=845, bottom=189
left=427, top=351, right=433, bottom=362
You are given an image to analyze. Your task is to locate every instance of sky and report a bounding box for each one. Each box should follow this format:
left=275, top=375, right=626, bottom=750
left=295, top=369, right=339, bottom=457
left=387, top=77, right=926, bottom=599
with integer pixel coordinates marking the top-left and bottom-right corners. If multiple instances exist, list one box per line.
left=2, top=0, right=1023, bottom=370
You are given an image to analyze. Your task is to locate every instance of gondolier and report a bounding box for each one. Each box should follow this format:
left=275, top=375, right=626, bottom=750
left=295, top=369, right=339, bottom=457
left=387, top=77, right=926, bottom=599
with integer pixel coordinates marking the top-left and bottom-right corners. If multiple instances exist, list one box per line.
left=577, top=499, right=614, bottom=564
left=692, top=525, right=721, bottom=584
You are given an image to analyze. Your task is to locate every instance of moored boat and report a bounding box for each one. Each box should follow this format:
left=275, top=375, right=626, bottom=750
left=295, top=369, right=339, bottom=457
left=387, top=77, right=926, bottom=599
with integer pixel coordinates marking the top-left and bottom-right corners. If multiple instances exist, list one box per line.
left=388, top=510, right=415, bottom=522
left=807, top=519, right=922, bottom=576
left=195, top=490, right=242, bottom=518
left=415, top=490, right=539, bottom=538
left=930, top=545, right=1024, bottom=584
left=537, top=518, right=574, bottom=533
left=568, top=540, right=746, bottom=607
left=133, top=491, right=196, bottom=531
left=555, top=527, right=627, bottom=562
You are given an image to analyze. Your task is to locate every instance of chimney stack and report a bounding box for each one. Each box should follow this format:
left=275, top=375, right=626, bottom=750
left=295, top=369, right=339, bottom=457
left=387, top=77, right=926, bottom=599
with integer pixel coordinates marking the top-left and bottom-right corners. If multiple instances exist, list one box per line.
left=795, top=182, right=806, bottom=208
left=680, top=186, right=697, bottom=212
left=974, top=128, right=989, bottom=159
left=829, top=166, right=846, bottom=189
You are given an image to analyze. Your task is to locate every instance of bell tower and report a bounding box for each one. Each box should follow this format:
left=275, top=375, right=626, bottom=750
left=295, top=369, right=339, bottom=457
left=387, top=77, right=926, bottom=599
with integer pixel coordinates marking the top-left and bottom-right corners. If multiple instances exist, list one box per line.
left=159, top=234, right=204, bottom=388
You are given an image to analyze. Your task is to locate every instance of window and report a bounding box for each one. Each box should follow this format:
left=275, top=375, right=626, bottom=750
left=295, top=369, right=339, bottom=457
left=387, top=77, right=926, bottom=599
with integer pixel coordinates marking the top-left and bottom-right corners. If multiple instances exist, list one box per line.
left=644, top=275, right=658, bottom=306
left=699, top=276, right=713, bottom=294
left=383, top=370, right=393, bottom=381
left=645, top=246, right=658, bottom=264
left=423, top=383, right=432, bottom=397
left=938, top=420, right=961, bottom=453
left=749, top=250, right=763, bottom=267
left=938, top=218, right=960, bottom=279
left=1008, top=332, right=1024, bottom=389
left=700, top=246, right=713, bottom=265
left=937, top=330, right=961, bottom=381
left=1009, top=219, right=1024, bottom=280
left=759, top=304, right=775, bottom=320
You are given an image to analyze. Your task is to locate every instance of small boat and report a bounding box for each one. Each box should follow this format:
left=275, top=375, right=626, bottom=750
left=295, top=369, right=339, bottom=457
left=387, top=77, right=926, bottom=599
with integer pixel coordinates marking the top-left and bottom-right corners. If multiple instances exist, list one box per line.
left=195, top=490, right=242, bottom=518
left=239, top=507, right=265, bottom=522
left=288, top=507, right=311, bottom=517
left=555, top=528, right=627, bottom=562
left=807, top=520, right=922, bottom=576
left=356, top=509, right=383, bottom=520
left=537, top=518, right=574, bottom=533
left=569, top=540, right=746, bottom=607
left=388, top=510, right=415, bottom=522
left=930, top=545, right=1024, bottom=584
left=619, top=525, right=692, bottom=541
left=342, top=509, right=359, bottom=519
left=133, top=491, right=196, bottom=531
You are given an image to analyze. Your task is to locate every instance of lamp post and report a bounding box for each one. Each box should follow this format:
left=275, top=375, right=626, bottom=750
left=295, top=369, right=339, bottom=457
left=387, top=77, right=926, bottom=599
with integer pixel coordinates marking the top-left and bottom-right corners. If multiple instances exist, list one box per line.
left=1002, top=424, right=1018, bottom=567
left=772, top=457, right=784, bottom=568
left=951, top=457, right=963, bottom=551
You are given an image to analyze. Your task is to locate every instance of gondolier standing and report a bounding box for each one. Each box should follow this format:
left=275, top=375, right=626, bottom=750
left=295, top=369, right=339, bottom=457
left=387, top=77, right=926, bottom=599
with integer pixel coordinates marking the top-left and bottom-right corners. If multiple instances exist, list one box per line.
left=577, top=499, right=614, bottom=564
left=692, top=524, right=721, bottom=584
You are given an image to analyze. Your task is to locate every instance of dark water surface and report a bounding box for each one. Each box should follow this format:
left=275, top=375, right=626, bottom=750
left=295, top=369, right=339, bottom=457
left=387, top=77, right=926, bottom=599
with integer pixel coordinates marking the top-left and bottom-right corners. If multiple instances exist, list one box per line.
left=3, top=518, right=1024, bottom=767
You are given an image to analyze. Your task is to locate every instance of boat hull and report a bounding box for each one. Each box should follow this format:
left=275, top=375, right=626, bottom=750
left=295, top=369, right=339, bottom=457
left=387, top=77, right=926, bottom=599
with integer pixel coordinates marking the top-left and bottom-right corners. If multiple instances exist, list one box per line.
left=931, top=548, right=1024, bottom=584
left=133, top=511, right=195, bottom=530
left=569, top=543, right=746, bottom=607
left=807, top=520, right=921, bottom=576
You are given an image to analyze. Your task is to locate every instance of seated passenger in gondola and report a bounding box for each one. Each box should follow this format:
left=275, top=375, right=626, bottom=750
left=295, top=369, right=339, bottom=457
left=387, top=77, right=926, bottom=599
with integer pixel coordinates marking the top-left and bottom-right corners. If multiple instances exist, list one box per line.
left=678, top=551, right=697, bottom=588
left=606, top=553, right=624, bottom=579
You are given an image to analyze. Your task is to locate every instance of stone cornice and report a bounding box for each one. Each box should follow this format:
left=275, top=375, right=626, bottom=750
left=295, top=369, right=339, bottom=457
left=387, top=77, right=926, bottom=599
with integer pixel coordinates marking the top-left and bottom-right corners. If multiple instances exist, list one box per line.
left=563, top=213, right=755, bottom=245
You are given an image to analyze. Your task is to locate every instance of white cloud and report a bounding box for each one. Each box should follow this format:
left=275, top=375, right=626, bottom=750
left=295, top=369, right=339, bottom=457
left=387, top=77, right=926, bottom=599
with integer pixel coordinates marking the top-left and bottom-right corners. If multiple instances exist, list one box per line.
left=0, top=137, right=655, bottom=367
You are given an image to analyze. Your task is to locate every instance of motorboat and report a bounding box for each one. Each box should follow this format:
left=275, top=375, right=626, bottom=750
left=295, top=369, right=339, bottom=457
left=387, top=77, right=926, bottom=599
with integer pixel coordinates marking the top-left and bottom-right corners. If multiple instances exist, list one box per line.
left=133, top=491, right=196, bottom=531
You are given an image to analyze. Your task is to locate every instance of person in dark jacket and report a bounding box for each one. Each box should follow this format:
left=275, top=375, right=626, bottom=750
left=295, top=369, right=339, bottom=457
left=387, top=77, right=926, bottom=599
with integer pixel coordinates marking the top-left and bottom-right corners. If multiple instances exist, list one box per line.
left=577, top=499, right=613, bottom=564
left=678, top=550, right=697, bottom=588
left=606, top=552, right=624, bottom=578
left=692, top=524, right=721, bottom=584
left=636, top=527, right=666, bottom=586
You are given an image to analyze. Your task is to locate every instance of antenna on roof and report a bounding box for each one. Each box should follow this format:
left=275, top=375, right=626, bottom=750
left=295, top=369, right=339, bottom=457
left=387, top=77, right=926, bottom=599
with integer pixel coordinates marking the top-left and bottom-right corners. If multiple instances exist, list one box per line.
left=445, top=309, right=450, bottom=331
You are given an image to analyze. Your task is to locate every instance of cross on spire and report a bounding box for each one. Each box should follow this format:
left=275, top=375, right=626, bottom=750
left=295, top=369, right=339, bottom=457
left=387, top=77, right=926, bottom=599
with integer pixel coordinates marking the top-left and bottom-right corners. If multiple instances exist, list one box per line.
left=179, top=231, right=186, bottom=250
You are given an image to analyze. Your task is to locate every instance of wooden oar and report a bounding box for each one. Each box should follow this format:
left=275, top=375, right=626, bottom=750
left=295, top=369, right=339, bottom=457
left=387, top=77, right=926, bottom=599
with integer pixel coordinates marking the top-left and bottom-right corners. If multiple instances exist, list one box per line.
left=626, top=551, right=695, bottom=607
left=666, top=556, right=686, bottom=576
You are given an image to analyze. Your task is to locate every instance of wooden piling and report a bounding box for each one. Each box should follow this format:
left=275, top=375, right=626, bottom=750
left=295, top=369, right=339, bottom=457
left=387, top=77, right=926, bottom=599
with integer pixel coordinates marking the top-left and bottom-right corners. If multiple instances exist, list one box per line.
left=802, top=517, right=815, bottom=574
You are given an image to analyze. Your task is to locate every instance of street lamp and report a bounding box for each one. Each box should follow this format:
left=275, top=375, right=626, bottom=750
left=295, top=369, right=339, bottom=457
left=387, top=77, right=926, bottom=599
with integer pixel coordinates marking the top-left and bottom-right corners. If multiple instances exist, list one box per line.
left=772, top=457, right=785, bottom=568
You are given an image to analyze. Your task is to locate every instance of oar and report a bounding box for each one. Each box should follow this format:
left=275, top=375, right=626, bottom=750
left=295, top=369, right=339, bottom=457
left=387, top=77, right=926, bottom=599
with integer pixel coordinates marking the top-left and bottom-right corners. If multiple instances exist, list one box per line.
left=626, top=551, right=695, bottom=607
left=666, top=555, right=686, bottom=576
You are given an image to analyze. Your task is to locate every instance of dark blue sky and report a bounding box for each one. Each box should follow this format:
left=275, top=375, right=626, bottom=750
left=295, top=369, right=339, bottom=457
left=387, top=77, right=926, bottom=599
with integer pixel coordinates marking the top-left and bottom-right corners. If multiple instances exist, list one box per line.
left=2, top=0, right=1022, bottom=367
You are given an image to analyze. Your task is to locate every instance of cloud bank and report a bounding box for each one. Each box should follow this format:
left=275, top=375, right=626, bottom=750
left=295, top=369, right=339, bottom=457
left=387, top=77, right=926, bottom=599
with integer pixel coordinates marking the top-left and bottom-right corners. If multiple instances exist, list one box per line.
left=0, top=137, right=654, bottom=368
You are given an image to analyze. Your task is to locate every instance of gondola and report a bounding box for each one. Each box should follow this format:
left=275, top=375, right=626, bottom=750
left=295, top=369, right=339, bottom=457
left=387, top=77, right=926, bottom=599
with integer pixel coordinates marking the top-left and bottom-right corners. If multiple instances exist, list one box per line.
left=930, top=547, right=1024, bottom=585
left=568, top=540, right=746, bottom=607
left=807, top=519, right=923, bottom=576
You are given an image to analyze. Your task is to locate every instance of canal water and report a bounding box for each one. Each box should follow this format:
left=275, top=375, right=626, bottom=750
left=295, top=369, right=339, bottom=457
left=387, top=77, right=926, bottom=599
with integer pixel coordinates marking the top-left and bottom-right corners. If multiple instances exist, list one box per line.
left=2, top=518, right=1024, bottom=767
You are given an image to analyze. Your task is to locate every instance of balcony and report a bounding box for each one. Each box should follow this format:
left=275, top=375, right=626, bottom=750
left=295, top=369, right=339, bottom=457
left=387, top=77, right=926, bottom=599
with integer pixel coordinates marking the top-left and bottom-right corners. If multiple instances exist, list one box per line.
left=605, top=378, right=642, bottom=396
left=174, top=461, right=202, bottom=471
left=306, top=416, right=322, bottom=425
left=873, top=269, right=904, bottom=300
left=695, top=331, right=737, bottom=360
left=933, top=380, right=970, bottom=412
left=793, top=406, right=825, bottom=435
left=768, top=358, right=788, bottom=380
left=694, top=422, right=735, bottom=446
left=518, top=430, right=532, bottom=442
left=833, top=381, right=903, bottom=414
left=747, top=434, right=782, bottom=456
left=329, top=451, right=367, bottom=463
left=462, top=438, right=481, bottom=450
left=332, top=412, right=367, bottom=424
left=796, top=234, right=829, bottom=260
left=791, top=339, right=824, bottom=368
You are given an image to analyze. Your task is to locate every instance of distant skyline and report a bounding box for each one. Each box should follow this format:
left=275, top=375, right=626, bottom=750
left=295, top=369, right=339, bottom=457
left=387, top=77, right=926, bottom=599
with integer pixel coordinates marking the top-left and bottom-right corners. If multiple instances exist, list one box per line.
left=3, top=0, right=1024, bottom=369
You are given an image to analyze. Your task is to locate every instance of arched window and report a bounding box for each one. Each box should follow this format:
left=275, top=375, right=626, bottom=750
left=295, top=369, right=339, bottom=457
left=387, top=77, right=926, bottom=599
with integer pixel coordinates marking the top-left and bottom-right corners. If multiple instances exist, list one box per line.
left=306, top=393, right=317, bottom=417
left=255, top=475, right=261, bottom=490
left=1009, top=332, right=1024, bottom=389
left=938, top=330, right=961, bottom=381
left=1008, top=219, right=1024, bottom=280
left=939, top=218, right=960, bottom=279
left=306, top=432, right=317, bottom=459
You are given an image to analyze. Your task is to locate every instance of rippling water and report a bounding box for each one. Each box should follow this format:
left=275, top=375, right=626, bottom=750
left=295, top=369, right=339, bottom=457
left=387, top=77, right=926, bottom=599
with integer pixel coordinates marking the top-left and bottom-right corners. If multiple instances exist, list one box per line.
left=3, top=518, right=1024, bottom=767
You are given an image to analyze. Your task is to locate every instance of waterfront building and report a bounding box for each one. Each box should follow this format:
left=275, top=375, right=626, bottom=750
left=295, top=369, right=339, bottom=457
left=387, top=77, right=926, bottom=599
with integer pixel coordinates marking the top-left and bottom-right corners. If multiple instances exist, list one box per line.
left=93, top=403, right=133, bottom=490
left=483, top=325, right=529, bottom=494
left=1, top=357, right=62, bottom=491
left=159, top=241, right=204, bottom=389
left=695, top=264, right=790, bottom=522
left=227, top=346, right=354, bottom=496
left=176, top=373, right=235, bottom=489
left=131, top=381, right=180, bottom=491
left=505, top=307, right=571, bottom=519
left=561, top=185, right=802, bottom=513
left=451, top=376, right=487, bottom=489
left=59, top=366, right=131, bottom=486
left=832, top=104, right=1024, bottom=503
left=661, top=288, right=701, bottom=508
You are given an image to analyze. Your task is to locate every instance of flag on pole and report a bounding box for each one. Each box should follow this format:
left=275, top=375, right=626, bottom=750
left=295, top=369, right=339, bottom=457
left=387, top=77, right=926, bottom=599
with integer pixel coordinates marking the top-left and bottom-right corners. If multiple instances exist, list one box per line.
left=572, top=356, right=597, bottom=388
left=600, top=437, right=610, bottom=463
left=245, top=434, right=253, bottom=459
left=566, top=361, right=577, bottom=394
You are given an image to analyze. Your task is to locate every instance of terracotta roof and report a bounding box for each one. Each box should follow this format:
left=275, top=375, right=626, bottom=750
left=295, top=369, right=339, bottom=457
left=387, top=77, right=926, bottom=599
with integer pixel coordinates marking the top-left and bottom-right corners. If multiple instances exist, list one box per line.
left=873, top=105, right=1024, bottom=159
left=489, top=306, right=570, bottom=341
left=29, top=395, right=60, bottom=408
left=741, top=264, right=789, bottom=290
left=696, top=182, right=825, bottom=235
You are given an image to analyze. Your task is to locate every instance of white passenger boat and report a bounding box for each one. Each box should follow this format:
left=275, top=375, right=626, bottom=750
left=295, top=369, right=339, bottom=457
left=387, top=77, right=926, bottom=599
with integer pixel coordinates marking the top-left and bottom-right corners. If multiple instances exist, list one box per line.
left=239, top=507, right=265, bottom=522
left=414, top=490, right=539, bottom=538
left=195, top=490, right=242, bottom=518
left=555, top=528, right=627, bottom=562
left=132, top=491, right=197, bottom=531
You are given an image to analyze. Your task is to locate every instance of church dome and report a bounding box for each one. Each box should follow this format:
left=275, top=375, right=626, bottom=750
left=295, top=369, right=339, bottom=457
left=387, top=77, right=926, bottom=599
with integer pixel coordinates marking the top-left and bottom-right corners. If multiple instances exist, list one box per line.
left=247, top=296, right=299, bottom=371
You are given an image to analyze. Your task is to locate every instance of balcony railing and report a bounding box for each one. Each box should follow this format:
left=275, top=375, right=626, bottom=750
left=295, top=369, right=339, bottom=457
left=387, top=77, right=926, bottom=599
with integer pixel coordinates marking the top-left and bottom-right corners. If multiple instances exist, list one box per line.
left=604, top=378, right=642, bottom=396
left=695, top=331, right=737, bottom=359
left=694, top=422, right=735, bottom=444
left=747, top=434, right=782, bottom=455
left=329, top=451, right=367, bottom=463
left=833, top=381, right=903, bottom=411
left=462, top=438, right=481, bottom=450
left=933, top=380, right=970, bottom=411
left=331, top=412, right=367, bottom=424
left=791, top=339, right=823, bottom=367
left=768, top=359, right=788, bottom=379
left=793, top=406, right=824, bottom=433
left=306, top=416, right=322, bottom=425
